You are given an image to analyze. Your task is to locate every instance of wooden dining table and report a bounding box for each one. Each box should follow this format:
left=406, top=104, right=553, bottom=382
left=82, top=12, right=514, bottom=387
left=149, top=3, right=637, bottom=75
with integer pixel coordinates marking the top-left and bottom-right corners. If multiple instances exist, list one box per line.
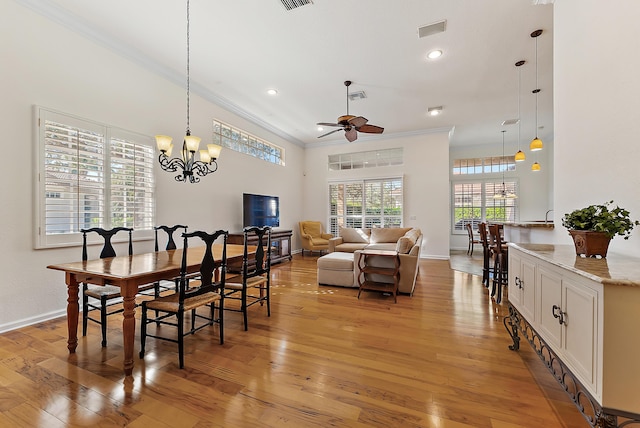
left=47, top=243, right=249, bottom=376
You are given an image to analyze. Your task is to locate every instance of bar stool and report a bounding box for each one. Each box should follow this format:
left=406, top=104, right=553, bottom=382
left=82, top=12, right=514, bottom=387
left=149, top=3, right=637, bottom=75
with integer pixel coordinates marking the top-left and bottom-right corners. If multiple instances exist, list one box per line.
left=488, top=224, right=508, bottom=303
left=477, top=223, right=493, bottom=288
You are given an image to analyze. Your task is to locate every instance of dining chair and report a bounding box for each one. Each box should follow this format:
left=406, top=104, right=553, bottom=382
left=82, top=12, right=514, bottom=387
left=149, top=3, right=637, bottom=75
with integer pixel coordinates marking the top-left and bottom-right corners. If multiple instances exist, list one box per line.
left=488, top=224, right=508, bottom=303
left=153, top=225, right=189, bottom=294
left=465, top=222, right=481, bottom=256
left=224, top=226, right=272, bottom=331
left=81, top=227, right=156, bottom=347
left=139, top=229, right=228, bottom=369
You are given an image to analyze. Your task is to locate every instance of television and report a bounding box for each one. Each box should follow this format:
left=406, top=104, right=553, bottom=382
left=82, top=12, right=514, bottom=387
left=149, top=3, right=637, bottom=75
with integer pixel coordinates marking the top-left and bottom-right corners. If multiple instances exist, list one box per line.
left=243, top=193, right=280, bottom=228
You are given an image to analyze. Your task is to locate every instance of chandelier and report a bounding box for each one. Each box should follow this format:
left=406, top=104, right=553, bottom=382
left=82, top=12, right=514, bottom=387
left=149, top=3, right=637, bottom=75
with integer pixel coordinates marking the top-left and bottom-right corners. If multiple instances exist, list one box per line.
left=155, top=0, right=221, bottom=183
left=494, top=130, right=518, bottom=199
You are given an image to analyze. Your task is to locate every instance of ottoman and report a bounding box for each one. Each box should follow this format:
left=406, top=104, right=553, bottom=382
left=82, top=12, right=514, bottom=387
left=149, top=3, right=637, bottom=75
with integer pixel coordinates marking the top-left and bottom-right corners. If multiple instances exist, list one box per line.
left=317, top=252, right=356, bottom=287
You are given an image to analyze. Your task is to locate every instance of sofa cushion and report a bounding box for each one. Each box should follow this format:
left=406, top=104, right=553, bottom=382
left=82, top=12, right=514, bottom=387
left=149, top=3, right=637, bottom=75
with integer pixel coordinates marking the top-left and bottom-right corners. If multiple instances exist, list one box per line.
left=339, top=227, right=370, bottom=243
left=370, top=227, right=412, bottom=243
left=366, top=243, right=398, bottom=251
left=334, top=243, right=369, bottom=253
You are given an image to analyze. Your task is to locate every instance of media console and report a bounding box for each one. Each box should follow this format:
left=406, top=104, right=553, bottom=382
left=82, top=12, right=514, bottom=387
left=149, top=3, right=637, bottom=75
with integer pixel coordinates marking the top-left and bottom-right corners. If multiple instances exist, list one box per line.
left=228, top=229, right=292, bottom=266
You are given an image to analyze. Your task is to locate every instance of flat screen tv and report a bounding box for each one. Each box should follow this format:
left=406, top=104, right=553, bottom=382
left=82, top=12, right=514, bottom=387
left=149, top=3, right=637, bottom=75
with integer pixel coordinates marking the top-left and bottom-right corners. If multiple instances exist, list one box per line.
left=243, top=193, right=280, bottom=228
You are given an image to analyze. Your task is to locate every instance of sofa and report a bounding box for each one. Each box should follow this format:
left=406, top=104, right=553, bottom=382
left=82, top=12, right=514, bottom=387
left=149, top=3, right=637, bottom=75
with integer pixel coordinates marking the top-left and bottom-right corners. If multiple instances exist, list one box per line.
left=326, top=227, right=423, bottom=295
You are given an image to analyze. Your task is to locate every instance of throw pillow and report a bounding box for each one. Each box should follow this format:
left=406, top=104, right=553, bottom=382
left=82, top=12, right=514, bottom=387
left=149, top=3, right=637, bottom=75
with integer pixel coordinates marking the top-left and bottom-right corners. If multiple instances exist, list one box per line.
left=340, top=227, right=370, bottom=243
left=396, top=236, right=414, bottom=254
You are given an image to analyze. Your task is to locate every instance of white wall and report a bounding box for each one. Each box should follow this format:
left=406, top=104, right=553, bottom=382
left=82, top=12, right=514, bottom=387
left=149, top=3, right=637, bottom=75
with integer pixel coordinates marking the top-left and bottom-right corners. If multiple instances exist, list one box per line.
left=0, top=1, right=304, bottom=331
left=553, top=0, right=640, bottom=256
left=303, top=132, right=451, bottom=259
left=449, top=140, right=553, bottom=250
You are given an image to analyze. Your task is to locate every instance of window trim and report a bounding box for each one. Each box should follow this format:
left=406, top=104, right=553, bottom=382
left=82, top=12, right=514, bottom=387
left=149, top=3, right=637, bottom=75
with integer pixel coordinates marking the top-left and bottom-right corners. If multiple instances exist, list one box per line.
left=34, top=106, right=156, bottom=249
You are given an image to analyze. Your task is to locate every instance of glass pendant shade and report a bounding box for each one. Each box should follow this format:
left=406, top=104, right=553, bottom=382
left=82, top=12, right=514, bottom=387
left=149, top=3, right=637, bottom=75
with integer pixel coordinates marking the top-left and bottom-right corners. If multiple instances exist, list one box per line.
left=184, top=135, right=201, bottom=152
left=207, top=144, right=222, bottom=160
left=531, top=161, right=541, bottom=172
left=199, top=149, right=211, bottom=163
left=156, top=135, right=173, bottom=152
left=515, top=150, right=526, bottom=162
left=530, top=137, right=543, bottom=151
left=166, top=143, right=174, bottom=157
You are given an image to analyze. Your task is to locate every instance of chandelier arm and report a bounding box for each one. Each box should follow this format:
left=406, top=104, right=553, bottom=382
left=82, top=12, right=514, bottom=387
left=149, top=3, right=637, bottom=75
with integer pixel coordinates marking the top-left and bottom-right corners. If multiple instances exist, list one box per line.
left=158, top=153, right=186, bottom=173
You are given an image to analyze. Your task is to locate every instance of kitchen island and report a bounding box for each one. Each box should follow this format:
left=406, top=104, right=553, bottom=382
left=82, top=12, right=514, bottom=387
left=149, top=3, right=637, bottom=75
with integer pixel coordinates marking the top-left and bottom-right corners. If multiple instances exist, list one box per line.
left=491, top=221, right=554, bottom=244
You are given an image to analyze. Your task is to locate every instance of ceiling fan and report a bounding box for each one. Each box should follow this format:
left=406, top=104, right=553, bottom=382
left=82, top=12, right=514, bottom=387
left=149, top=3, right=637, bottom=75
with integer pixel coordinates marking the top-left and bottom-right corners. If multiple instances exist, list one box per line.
left=317, top=80, right=384, bottom=142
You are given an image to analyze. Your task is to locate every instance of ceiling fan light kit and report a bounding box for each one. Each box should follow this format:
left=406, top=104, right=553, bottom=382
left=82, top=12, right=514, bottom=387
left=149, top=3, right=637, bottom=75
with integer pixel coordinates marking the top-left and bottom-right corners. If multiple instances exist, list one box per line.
left=316, top=80, right=384, bottom=142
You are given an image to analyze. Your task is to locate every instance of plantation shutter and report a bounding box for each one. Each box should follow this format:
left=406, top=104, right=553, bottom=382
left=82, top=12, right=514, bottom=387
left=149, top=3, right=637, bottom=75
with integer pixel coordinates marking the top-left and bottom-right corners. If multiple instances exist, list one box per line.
left=43, top=115, right=106, bottom=235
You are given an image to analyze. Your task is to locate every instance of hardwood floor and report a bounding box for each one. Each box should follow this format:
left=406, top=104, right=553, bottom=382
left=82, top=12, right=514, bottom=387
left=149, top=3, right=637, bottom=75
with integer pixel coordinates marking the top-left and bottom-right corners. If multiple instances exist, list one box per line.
left=0, top=255, right=588, bottom=427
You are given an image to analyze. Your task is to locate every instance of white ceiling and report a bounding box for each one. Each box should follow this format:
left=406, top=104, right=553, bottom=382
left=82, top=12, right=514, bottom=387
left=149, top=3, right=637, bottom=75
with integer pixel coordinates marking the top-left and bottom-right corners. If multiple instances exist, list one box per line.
left=21, top=0, right=554, bottom=148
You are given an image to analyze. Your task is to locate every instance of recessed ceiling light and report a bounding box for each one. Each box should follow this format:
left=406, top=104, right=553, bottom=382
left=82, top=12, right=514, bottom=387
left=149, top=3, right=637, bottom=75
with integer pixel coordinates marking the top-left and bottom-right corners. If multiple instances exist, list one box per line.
left=427, top=50, right=443, bottom=59
left=428, top=106, right=443, bottom=116
left=317, top=126, right=323, bottom=132
left=266, top=88, right=278, bottom=95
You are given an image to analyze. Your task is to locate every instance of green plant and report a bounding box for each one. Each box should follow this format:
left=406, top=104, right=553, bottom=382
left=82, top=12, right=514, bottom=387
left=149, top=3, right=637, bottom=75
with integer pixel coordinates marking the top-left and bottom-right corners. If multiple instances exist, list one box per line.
left=562, top=201, right=640, bottom=240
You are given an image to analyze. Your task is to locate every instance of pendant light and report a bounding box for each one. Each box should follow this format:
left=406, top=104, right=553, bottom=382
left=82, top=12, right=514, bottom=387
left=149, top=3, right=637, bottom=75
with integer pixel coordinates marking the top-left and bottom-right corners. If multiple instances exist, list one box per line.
left=494, top=131, right=518, bottom=199
left=155, top=0, right=222, bottom=183
left=529, top=29, right=544, bottom=152
left=514, top=60, right=526, bottom=162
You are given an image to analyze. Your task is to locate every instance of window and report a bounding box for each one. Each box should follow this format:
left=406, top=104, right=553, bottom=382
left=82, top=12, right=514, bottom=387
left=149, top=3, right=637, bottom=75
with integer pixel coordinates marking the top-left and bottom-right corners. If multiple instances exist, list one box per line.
left=213, top=119, right=284, bottom=166
left=328, top=148, right=403, bottom=171
left=452, top=180, right=518, bottom=233
left=35, top=107, right=155, bottom=248
left=329, top=178, right=403, bottom=236
left=453, top=156, right=515, bottom=175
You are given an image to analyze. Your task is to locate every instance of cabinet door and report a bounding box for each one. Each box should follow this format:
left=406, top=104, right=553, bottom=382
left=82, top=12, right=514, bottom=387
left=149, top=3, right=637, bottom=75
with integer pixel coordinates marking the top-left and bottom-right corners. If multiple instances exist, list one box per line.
left=537, top=265, right=563, bottom=350
left=508, top=251, right=523, bottom=309
left=562, top=277, right=598, bottom=389
left=520, top=257, right=536, bottom=322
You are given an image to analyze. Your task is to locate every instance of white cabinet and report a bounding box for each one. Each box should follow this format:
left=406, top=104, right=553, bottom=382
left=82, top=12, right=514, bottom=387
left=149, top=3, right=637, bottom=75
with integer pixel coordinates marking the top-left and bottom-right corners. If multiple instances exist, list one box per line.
left=536, top=264, right=599, bottom=394
left=508, top=246, right=601, bottom=401
left=508, top=250, right=536, bottom=322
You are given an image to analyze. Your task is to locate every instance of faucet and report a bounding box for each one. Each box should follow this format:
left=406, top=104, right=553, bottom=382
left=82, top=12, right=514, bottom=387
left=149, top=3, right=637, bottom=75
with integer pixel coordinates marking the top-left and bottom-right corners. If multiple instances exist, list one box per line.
left=545, top=209, right=554, bottom=224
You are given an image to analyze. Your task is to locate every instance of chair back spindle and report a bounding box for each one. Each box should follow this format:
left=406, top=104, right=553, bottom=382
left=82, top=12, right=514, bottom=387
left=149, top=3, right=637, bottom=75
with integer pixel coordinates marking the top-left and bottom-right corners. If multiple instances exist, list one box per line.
left=155, top=225, right=188, bottom=251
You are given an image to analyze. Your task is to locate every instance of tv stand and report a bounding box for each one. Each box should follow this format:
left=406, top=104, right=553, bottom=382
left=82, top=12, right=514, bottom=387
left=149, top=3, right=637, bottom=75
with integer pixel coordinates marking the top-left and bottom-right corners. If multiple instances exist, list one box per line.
left=228, top=229, right=292, bottom=266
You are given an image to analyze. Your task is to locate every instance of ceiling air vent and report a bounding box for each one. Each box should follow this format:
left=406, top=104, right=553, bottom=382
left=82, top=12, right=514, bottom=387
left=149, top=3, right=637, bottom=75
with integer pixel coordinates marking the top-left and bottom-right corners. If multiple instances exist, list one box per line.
left=280, top=0, right=313, bottom=11
left=418, top=20, right=447, bottom=38
left=348, top=91, right=367, bottom=101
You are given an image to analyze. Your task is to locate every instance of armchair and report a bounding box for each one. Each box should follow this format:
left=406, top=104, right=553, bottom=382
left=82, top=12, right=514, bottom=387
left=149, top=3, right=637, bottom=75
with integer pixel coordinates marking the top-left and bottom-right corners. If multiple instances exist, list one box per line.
left=298, top=221, right=333, bottom=256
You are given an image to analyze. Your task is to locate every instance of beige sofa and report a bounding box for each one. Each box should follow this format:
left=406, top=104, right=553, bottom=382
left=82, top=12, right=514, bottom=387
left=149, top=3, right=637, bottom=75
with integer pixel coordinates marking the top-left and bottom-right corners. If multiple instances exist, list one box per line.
left=327, top=227, right=423, bottom=295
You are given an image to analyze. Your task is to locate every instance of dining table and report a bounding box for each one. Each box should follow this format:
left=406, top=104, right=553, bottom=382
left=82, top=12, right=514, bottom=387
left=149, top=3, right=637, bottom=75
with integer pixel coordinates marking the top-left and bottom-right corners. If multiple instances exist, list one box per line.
left=47, top=243, right=250, bottom=376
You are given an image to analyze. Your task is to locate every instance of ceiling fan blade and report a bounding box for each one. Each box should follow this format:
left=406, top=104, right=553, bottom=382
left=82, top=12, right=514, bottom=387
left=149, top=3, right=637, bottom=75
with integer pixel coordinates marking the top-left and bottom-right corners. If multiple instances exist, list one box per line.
left=317, top=128, right=342, bottom=139
left=345, top=128, right=358, bottom=142
left=357, top=124, right=384, bottom=134
left=348, top=116, right=368, bottom=128
left=316, top=122, right=342, bottom=127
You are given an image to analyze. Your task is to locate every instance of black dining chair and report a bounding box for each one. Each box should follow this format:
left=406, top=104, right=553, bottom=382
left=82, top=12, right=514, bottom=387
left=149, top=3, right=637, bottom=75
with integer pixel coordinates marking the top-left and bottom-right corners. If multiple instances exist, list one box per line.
left=139, top=229, right=228, bottom=369
left=489, top=224, right=508, bottom=303
left=224, top=226, right=272, bottom=331
left=81, top=227, right=157, bottom=347
left=153, top=225, right=189, bottom=293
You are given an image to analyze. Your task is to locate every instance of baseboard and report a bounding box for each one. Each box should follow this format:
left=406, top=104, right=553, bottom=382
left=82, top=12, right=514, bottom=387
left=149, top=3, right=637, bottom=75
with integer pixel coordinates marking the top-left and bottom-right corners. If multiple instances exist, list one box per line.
left=419, top=254, right=450, bottom=261
left=0, top=309, right=66, bottom=334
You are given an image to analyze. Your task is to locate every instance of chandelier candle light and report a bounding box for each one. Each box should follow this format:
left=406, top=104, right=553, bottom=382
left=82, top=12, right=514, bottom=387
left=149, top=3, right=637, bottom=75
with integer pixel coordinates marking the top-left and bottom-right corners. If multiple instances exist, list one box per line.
left=156, top=0, right=222, bottom=183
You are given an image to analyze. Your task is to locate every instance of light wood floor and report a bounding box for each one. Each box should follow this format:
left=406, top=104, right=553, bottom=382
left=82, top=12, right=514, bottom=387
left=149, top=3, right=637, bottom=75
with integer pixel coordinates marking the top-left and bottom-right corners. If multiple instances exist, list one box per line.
left=0, top=255, right=588, bottom=427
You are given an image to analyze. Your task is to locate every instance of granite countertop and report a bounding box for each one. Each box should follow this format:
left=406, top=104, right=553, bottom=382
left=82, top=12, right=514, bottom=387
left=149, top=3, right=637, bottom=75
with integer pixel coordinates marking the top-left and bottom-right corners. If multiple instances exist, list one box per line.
left=492, top=221, right=555, bottom=229
left=509, top=243, right=640, bottom=287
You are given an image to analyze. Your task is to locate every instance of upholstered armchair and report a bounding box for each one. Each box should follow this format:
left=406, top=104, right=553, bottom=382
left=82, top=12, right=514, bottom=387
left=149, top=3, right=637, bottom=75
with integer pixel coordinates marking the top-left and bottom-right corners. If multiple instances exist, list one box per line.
left=299, top=221, right=333, bottom=256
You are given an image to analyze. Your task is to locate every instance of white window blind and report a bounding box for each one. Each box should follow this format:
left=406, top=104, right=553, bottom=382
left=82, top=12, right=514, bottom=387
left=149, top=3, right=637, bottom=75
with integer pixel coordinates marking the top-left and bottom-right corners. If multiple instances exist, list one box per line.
left=328, top=177, right=403, bottom=236
left=35, top=108, right=155, bottom=248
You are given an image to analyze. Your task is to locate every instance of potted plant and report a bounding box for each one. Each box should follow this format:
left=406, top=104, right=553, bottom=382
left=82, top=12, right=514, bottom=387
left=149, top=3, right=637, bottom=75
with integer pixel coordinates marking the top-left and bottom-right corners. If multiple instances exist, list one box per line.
left=562, top=201, right=639, bottom=257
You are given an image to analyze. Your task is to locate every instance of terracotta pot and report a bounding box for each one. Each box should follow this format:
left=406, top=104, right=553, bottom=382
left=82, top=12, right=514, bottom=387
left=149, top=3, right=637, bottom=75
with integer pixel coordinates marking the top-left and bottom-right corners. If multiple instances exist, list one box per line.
left=568, top=230, right=611, bottom=258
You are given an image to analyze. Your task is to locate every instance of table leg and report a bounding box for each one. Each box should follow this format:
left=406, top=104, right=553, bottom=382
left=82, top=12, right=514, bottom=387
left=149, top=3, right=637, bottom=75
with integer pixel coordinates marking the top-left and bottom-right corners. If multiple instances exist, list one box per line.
left=65, top=273, right=79, bottom=353
left=121, top=281, right=137, bottom=376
